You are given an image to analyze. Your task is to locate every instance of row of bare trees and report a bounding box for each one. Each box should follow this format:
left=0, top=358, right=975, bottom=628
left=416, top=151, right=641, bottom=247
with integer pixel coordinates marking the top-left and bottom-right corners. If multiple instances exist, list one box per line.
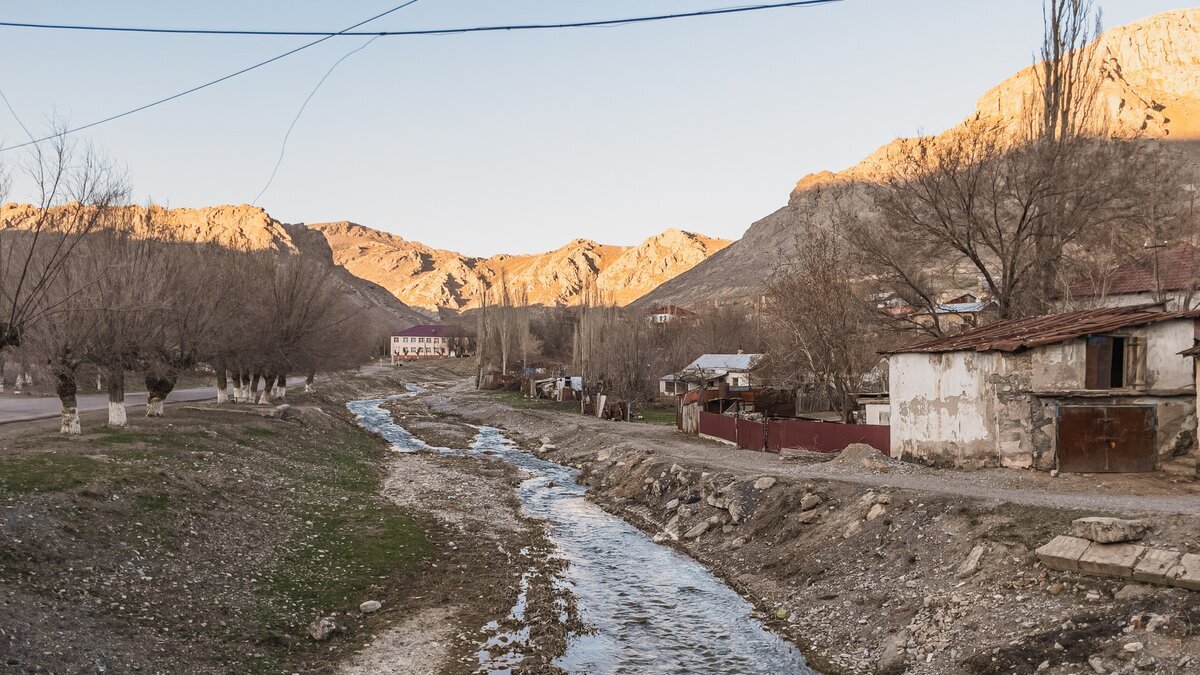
left=0, top=135, right=371, bottom=433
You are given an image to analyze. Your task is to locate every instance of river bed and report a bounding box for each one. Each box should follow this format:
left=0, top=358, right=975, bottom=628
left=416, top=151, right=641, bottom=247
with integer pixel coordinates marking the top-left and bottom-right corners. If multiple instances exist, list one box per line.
left=348, top=396, right=814, bottom=674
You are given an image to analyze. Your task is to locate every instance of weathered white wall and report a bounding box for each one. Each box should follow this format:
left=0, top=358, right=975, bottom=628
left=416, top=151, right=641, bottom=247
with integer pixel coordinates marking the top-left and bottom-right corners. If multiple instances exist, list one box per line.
left=1032, top=340, right=1086, bottom=390
left=889, top=351, right=1002, bottom=467
left=1143, top=320, right=1195, bottom=390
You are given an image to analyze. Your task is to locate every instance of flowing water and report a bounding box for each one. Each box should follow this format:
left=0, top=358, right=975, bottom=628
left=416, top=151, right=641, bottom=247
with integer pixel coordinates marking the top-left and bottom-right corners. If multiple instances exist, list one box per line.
left=348, top=395, right=814, bottom=674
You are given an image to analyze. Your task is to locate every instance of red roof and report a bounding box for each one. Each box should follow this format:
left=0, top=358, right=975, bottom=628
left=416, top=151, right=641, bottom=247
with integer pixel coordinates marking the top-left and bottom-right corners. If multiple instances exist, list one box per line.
left=1072, top=243, right=1200, bottom=297
left=887, top=304, right=1200, bottom=354
left=393, top=324, right=469, bottom=338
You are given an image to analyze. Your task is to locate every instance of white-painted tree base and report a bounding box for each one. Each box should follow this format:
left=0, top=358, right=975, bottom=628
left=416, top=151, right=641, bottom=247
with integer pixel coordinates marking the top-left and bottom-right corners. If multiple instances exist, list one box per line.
left=61, top=408, right=80, bottom=435
left=257, top=391, right=271, bottom=405
left=276, top=385, right=286, bottom=400
left=304, top=383, right=314, bottom=394
left=146, top=399, right=165, bottom=417
left=108, top=401, right=128, bottom=427
left=216, top=388, right=228, bottom=404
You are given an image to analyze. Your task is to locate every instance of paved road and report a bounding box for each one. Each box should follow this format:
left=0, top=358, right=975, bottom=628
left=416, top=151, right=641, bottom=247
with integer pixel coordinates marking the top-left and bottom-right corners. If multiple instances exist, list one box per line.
left=0, top=366, right=396, bottom=424
left=0, top=387, right=219, bottom=424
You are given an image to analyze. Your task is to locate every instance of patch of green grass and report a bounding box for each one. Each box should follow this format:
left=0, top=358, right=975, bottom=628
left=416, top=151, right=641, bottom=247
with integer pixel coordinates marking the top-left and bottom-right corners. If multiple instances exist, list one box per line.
left=242, top=427, right=276, bottom=438
left=0, top=454, right=110, bottom=493
left=482, top=389, right=581, bottom=414
left=264, top=505, right=428, bottom=614
left=640, top=407, right=677, bottom=426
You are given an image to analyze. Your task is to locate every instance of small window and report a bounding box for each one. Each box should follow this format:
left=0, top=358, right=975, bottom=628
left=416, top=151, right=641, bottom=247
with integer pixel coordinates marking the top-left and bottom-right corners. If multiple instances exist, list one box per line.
left=1085, top=335, right=1145, bottom=389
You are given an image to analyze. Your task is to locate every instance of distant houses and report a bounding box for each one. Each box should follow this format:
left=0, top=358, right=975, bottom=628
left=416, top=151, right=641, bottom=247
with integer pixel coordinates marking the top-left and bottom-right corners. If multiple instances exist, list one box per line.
left=885, top=304, right=1200, bottom=473
left=390, top=324, right=473, bottom=362
left=1067, top=242, right=1200, bottom=310
left=646, top=305, right=695, bottom=324
left=659, top=352, right=763, bottom=397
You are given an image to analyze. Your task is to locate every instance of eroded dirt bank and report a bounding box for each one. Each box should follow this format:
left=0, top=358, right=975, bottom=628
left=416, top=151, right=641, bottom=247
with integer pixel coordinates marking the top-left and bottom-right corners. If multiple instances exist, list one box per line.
left=416, top=384, right=1200, bottom=675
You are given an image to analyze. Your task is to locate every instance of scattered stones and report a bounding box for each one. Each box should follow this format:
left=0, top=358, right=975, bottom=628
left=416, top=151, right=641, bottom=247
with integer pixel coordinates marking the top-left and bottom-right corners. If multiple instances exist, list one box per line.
left=800, top=493, right=822, bottom=511
left=866, top=503, right=887, bottom=521
left=358, top=600, right=382, bottom=614
left=954, top=544, right=987, bottom=579
left=308, top=616, right=340, bottom=641
left=844, top=521, right=862, bottom=539
left=797, top=510, right=822, bottom=525
left=664, top=498, right=680, bottom=511
left=753, top=476, right=776, bottom=491
left=1123, top=641, right=1144, bottom=652
left=1088, top=655, right=1107, bottom=673
left=1071, top=517, right=1150, bottom=544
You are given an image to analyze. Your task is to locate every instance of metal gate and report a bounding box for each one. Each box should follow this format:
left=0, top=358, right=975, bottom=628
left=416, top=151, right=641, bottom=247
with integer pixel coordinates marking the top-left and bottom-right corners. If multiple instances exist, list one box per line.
left=1057, top=405, right=1156, bottom=473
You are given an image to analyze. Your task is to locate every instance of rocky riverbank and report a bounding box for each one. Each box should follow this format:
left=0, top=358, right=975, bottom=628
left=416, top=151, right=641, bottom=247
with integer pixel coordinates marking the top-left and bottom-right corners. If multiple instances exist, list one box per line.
left=416, top=383, right=1200, bottom=675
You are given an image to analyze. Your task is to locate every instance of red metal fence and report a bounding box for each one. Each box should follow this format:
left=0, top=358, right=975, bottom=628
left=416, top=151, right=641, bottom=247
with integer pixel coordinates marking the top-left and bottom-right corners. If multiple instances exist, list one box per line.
left=767, top=419, right=890, bottom=455
left=696, top=411, right=891, bottom=456
left=698, top=412, right=738, bottom=445
left=736, top=418, right=766, bottom=452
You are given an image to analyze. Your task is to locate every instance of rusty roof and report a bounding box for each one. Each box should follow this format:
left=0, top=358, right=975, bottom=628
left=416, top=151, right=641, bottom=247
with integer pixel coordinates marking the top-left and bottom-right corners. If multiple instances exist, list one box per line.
left=1071, top=243, right=1200, bottom=297
left=886, top=304, right=1200, bottom=354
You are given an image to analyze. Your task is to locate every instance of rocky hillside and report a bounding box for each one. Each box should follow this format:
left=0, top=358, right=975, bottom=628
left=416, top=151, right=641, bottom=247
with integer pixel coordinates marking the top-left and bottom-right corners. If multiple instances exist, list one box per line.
left=0, top=202, right=429, bottom=328
left=634, top=8, right=1200, bottom=310
left=310, top=221, right=730, bottom=312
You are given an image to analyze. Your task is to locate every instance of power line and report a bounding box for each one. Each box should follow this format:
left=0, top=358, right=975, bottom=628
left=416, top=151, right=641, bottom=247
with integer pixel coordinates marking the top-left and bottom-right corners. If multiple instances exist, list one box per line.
left=0, top=0, right=422, bottom=153
left=252, top=35, right=383, bottom=205
left=0, top=1, right=841, bottom=38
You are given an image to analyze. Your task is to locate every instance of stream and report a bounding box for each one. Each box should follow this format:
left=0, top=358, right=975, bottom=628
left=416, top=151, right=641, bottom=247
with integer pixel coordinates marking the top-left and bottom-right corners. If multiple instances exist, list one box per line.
left=348, top=395, right=814, bottom=674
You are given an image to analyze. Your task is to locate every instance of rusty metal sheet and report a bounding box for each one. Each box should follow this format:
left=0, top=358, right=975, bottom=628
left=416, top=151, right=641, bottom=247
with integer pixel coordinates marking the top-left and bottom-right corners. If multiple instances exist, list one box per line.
left=1058, top=405, right=1156, bottom=473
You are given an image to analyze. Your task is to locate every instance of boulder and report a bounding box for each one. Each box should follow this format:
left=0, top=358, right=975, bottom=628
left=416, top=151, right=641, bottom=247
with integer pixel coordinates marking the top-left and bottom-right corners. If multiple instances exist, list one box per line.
left=684, top=521, right=710, bottom=539
left=359, top=600, right=382, bottom=613
left=800, top=493, right=822, bottom=511
left=753, top=476, right=777, bottom=490
left=955, top=544, right=987, bottom=579
left=876, top=629, right=910, bottom=675
left=1070, top=517, right=1149, bottom=544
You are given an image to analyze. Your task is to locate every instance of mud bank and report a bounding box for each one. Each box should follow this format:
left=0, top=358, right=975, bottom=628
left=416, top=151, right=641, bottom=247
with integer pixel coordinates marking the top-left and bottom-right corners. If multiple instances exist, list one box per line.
left=425, top=389, right=1200, bottom=675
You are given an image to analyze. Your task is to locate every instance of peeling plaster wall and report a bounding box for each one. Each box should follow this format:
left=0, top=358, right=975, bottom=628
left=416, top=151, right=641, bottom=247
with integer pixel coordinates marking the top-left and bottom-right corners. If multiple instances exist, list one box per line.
left=1142, top=320, right=1196, bottom=389
left=890, top=351, right=1025, bottom=468
left=1032, top=341, right=1086, bottom=390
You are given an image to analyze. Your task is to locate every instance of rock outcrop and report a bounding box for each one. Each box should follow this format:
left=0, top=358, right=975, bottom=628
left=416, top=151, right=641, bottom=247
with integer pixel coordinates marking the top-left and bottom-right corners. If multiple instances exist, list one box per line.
left=311, top=221, right=729, bottom=312
left=634, top=8, right=1200, bottom=310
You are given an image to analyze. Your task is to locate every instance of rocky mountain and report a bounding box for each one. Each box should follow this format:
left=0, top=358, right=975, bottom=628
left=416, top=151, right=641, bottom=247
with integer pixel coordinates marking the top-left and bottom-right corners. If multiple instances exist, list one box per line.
left=0, top=202, right=429, bottom=328
left=310, top=221, right=730, bottom=312
left=634, top=8, right=1200, bottom=310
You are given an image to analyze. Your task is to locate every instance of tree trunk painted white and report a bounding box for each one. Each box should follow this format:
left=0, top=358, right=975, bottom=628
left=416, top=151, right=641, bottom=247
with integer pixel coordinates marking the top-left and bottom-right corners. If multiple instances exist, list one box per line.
left=145, top=398, right=165, bottom=417
left=257, top=390, right=271, bottom=405
left=216, top=387, right=228, bottom=404
left=276, top=384, right=286, bottom=400
left=108, top=401, right=127, bottom=427
left=96, top=373, right=102, bottom=391
left=304, top=383, right=314, bottom=393
left=61, top=407, right=81, bottom=435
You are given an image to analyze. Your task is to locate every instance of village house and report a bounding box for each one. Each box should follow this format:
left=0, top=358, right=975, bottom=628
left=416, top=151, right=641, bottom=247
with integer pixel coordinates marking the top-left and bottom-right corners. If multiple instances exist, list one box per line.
left=659, top=352, right=763, bottom=397
left=390, top=324, right=473, bottom=363
left=1066, top=242, right=1200, bottom=311
left=646, top=305, right=695, bottom=324
left=886, top=304, right=1199, bottom=473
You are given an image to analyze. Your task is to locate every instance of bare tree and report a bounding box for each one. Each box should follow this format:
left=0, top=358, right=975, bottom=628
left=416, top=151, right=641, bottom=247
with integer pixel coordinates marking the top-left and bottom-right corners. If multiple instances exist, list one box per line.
left=763, top=229, right=883, bottom=421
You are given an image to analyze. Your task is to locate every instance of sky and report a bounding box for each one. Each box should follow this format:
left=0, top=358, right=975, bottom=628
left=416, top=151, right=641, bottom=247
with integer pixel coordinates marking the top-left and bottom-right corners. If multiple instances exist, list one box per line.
left=0, top=1, right=1190, bottom=256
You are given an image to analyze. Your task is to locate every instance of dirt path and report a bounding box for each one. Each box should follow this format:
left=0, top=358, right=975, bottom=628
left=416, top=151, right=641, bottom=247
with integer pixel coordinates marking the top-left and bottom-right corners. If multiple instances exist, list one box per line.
left=423, top=385, right=1200, bottom=517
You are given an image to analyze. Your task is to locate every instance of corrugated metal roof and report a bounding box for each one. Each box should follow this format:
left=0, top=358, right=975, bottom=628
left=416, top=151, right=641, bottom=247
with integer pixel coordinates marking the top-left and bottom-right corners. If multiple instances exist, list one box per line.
left=934, top=302, right=989, bottom=314
left=684, top=353, right=763, bottom=371
left=886, top=304, right=1200, bottom=354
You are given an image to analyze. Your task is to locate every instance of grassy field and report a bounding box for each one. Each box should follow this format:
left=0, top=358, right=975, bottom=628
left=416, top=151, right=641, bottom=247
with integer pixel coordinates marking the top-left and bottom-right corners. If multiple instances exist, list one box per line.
left=0, top=388, right=434, bottom=673
left=481, top=389, right=678, bottom=426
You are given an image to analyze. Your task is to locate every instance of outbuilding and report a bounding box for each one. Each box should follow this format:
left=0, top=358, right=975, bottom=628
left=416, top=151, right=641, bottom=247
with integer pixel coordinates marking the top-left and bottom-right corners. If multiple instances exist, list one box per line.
left=886, top=304, right=1199, bottom=472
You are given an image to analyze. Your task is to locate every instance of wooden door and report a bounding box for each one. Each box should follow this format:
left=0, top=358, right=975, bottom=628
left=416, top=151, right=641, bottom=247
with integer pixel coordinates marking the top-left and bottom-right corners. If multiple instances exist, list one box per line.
left=1057, top=405, right=1156, bottom=473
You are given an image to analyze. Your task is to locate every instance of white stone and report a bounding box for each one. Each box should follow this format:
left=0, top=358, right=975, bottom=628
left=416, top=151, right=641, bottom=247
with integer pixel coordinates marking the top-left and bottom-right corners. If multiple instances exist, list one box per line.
left=359, top=600, right=382, bottom=613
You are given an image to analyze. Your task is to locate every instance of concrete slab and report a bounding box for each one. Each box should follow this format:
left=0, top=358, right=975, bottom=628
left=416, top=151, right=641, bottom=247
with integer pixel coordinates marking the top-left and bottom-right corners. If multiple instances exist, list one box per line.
left=1036, top=535, right=1092, bottom=573
left=1078, top=542, right=1146, bottom=579
left=1166, top=553, right=1200, bottom=591
left=1132, top=549, right=1182, bottom=584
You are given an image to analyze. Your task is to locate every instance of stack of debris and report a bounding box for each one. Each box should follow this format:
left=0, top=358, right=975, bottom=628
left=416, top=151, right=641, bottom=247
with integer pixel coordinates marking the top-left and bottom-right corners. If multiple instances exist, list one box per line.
left=1036, top=517, right=1198, bottom=591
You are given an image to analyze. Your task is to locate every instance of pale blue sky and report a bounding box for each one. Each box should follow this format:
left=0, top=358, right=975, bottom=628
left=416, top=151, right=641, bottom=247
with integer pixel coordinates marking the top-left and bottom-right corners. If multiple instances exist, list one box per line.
left=0, top=1, right=1189, bottom=256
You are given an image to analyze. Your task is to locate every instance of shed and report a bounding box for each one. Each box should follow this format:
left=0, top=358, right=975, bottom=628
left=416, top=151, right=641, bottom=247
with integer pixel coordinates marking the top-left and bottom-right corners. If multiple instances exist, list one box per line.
left=885, top=304, right=1200, bottom=472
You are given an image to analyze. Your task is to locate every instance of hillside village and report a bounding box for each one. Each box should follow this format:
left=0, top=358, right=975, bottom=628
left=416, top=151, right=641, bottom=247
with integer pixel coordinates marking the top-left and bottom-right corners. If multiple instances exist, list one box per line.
left=3, top=3, right=1200, bottom=675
